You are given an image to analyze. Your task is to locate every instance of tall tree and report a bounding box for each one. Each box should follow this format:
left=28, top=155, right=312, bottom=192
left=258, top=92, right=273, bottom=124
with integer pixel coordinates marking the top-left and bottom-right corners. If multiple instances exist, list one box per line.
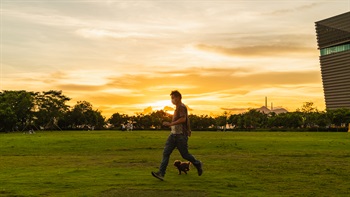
left=243, top=109, right=268, bottom=129
left=0, top=91, right=35, bottom=131
left=190, top=114, right=215, bottom=130
left=216, top=115, right=227, bottom=131
left=327, top=108, right=350, bottom=129
left=300, top=102, right=318, bottom=128
left=150, top=110, right=172, bottom=129
left=67, top=101, right=105, bottom=130
left=34, top=90, right=70, bottom=130
left=108, top=113, right=129, bottom=129
left=138, top=114, right=153, bottom=130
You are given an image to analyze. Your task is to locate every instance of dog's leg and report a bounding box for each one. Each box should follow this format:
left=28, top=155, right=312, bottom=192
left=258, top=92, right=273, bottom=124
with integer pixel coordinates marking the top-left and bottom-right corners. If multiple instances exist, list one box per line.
left=178, top=169, right=181, bottom=175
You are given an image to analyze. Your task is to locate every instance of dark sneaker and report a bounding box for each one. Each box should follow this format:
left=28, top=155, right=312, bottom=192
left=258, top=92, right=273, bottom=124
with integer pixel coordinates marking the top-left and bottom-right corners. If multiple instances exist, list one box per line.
left=151, top=171, right=164, bottom=181
left=195, top=161, right=203, bottom=176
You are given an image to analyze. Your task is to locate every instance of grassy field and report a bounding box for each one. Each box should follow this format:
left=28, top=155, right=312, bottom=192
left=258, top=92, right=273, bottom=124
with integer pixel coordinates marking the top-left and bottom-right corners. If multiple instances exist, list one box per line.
left=1, top=131, right=350, bottom=197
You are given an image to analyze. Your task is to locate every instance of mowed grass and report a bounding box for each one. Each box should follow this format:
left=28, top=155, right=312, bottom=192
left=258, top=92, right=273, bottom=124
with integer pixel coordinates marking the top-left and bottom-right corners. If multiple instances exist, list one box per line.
left=1, top=131, right=350, bottom=197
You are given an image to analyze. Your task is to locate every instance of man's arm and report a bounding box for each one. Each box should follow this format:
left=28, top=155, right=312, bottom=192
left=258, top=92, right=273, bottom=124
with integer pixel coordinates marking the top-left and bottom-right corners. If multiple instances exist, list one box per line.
left=163, top=117, right=186, bottom=127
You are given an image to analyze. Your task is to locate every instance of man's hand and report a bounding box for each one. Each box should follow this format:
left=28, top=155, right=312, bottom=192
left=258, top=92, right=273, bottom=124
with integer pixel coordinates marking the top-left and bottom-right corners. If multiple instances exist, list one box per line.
left=163, top=122, right=171, bottom=127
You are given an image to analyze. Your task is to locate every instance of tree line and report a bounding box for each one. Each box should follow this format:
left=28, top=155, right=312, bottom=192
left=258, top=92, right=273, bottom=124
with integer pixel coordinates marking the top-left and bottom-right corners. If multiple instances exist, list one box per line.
left=1, top=90, right=350, bottom=132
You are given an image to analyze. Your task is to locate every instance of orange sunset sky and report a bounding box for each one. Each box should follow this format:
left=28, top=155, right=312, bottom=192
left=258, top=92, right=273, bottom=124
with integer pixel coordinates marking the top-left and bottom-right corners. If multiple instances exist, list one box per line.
left=1, top=0, right=350, bottom=117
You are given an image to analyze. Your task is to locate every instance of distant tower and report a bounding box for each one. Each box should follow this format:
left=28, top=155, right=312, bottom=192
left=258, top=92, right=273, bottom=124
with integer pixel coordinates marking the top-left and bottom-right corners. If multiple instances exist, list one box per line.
left=265, top=97, right=267, bottom=108
left=271, top=102, right=273, bottom=110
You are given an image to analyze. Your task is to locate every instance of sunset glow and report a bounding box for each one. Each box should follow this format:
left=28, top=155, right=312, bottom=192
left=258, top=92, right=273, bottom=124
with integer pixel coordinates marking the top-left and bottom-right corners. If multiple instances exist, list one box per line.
left=2, top=1, right=350, bottom=117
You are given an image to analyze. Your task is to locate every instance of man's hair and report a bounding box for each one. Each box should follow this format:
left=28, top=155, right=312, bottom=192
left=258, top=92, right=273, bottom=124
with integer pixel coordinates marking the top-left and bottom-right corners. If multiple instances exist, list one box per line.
left=170, top=90, right=182, bottom=99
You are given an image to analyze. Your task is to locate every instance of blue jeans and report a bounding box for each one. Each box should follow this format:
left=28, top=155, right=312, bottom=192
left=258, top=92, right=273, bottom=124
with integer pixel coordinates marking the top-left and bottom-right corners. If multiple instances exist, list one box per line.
left=159, top=134, right=200, bottom=176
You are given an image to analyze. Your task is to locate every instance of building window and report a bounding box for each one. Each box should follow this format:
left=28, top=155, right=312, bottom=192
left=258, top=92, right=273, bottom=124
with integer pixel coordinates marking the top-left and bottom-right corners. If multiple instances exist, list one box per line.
left=320, top=43, right=350, bottom=56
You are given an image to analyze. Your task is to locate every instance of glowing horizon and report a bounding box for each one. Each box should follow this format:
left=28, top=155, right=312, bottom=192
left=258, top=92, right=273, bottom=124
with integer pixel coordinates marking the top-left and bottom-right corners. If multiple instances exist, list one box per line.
left=2, top=1, right=350, bottom=118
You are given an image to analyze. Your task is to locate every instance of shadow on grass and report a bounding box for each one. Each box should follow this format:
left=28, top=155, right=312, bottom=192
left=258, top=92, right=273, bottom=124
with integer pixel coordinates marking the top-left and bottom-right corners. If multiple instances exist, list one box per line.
left=99, top=189, right=207, bottom=197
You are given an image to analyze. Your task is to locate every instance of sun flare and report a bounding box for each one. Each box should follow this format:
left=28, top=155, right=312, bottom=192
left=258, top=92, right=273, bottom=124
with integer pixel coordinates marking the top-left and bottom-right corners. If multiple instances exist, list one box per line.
left=144, top=100, right=174, bottom=114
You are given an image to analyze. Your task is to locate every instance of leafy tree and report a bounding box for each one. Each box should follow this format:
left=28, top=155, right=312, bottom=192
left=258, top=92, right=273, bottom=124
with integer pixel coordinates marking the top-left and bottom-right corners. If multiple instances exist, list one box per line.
left=137, top=114, right=153, bottom=130
left=229, top=114, right=244, bottom=129
left=284, top=112, right=303, bottom=128
left=242, top=109, right=268, bottom=129
left=213, top=111, right=229, bottom=131
left=215, top=115, right=227, bottom=130
left=301, top=102, right=317, bottom=113
left=201, top=115, right=216, bottom=130
left=66, top=101, right=105, bottom=130
left=189, top=114, right=215, bottom=130
left=315, top=111, right=331, bottom=128
left=150, top=110, right=172, bottom=129
left=300, top=102, right=318, bottom=128
left=0, top=91, right=35, bottom=131
left=108, top=113, right=129, bottom=129
left=327, top=108, right=350, bottom=128
left=34, top=90, right=70, bottom=130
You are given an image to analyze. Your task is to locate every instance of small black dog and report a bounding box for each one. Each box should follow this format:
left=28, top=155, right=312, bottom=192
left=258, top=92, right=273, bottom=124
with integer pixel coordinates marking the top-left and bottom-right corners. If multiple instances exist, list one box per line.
left=174, top=160, right=191, bottom=175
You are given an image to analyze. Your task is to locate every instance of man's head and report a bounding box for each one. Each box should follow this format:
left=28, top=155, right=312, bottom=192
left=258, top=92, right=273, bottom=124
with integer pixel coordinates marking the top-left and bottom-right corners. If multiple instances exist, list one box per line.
left=170, top=90, right=182, bottom=105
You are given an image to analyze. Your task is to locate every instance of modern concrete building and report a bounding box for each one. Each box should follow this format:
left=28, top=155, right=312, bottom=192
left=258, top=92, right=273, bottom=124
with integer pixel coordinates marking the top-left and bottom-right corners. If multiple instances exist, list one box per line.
left=315, top=11, right=350, bottom=109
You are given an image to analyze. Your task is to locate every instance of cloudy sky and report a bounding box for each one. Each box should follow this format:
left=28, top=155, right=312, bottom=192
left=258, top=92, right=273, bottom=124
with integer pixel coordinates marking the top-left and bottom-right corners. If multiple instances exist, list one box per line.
left=1, top=0, right=350, bottom=117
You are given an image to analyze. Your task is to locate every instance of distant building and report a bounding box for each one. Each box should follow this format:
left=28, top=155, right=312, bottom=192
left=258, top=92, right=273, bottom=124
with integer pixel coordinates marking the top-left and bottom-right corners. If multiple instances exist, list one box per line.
left=256, top=106, right=288, bottom=115
left=256, top=97, right=288, bottom=114
left=315, top=12, right=350, bottom=109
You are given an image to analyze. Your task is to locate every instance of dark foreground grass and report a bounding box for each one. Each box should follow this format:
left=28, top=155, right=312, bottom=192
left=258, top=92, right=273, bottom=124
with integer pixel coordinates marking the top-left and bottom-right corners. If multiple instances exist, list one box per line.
left=1, top=131, right=350, bottom=196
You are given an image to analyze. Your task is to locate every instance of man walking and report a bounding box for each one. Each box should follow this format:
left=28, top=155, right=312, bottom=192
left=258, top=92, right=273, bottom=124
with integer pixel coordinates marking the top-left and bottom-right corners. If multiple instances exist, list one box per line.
left=152, top=90, right=203, bottom=181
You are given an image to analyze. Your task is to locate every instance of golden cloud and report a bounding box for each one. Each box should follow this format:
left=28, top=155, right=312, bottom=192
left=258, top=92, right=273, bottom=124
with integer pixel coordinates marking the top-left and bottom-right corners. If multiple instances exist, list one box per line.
left=143, top=106, right=153, bottom=114
left=57, top=84, right=103, bottom=92
left=221, top=107, right=248, bottom=114
left=163, top=106, right=174, bottom=112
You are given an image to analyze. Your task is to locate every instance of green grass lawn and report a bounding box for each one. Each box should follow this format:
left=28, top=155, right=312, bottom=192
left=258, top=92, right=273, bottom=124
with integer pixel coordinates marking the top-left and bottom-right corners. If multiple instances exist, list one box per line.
left=1, top=131, right=350, bottom=196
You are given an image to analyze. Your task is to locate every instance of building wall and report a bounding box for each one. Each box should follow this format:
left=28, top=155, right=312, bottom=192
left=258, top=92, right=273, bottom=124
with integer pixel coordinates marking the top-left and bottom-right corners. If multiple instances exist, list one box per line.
left=316, top=12, right=350, bottom=110
left=320, top=49, right=350, bottom=109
